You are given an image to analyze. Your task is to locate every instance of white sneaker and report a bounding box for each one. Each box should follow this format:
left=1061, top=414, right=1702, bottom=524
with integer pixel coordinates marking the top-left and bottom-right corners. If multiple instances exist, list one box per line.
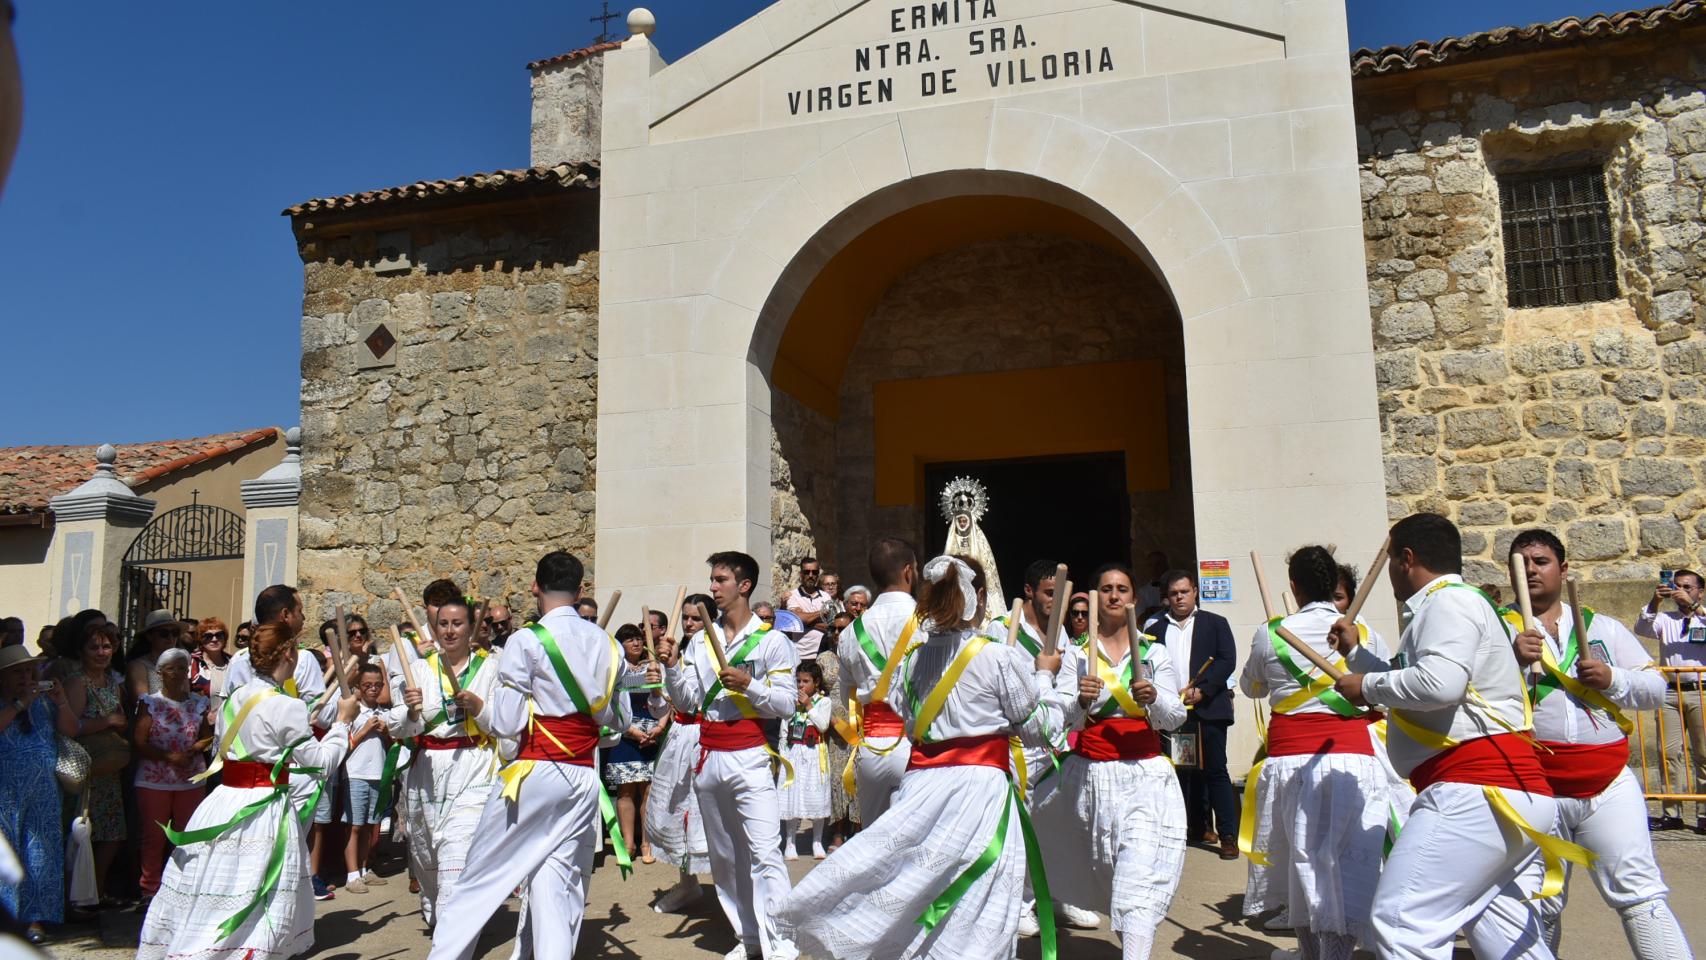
left=811, top=842, right=827, bottom=860
left=721, top=946, right=758, bottom=960
left=653, top=876, right=702, bottom=914
left=1018, top=906, right=1040, bottom=938
left=1265, top=909, right=1294, bottom=931
left=785, top=847, right=800, bottom=861
left=1058, top=903, right=1100, bottom=929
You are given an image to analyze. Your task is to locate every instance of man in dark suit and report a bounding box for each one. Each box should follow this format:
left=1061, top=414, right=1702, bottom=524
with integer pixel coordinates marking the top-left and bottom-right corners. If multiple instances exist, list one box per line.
left=1145, top=569, right=1239, bottom=859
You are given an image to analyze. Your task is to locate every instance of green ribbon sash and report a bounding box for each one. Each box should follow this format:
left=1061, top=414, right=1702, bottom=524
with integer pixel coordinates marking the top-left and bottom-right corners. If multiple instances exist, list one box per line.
left=994, top=615, right=1043, bottom=656
left=1268, top=619, right=1362, bottom=718
left=523, top=623, right=632, bottom=878
left=699, top=626, right=770, bottom=714
left=915, top=783, right=1055, bottom=960
left=1533, top=608, right=1594, bottom=703
left=373, top=742, right=405, bottom=814
left=1091, top=644, right=1148, bottom=720
left=851, top=615, right=887, bottom=672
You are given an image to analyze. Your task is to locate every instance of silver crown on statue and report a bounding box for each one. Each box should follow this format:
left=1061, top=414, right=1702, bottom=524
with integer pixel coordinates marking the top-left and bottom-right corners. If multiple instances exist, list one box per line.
left=938, top=476, right=990, bottom=523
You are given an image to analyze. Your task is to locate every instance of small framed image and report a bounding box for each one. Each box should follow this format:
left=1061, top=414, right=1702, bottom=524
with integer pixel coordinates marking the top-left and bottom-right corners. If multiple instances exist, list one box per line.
left=1170, top=730, right=1202, bottom=769
left=1588, top=639, right=1612, bottom=664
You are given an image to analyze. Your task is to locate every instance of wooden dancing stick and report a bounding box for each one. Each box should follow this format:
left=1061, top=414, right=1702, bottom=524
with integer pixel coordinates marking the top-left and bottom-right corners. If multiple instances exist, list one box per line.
left=1250, top=551, right=1278, bottom=619
left=1122, top=606, right=1145, bottom=673
left=597, top=590, right=622, bottom=630
left=669, top=586, right=687, bottom=636
left=641, top=605, right=658, bottom=662
left=1343, top=536, right=1391, bottom=624
left=696, top=603, right=730, bottom=672
left=1251, top=551, right=1344, bottom=680
left=1566, top=577, right=1593, bottom=661
left=1086, top=594, right=1102, bottom=664
left=1005, top=599, right=1023, bottom=647
left=328, top=605, right=353, bottom=697
left=1511, top=552, right=1543, bottom=679
left=389, top=625, right=420, bottom=694
left=1042, top=563, right=1070, bottom=655
left=394, top=587, right=433, bottom=650
left=1282, top=591, right=1298, bottom=616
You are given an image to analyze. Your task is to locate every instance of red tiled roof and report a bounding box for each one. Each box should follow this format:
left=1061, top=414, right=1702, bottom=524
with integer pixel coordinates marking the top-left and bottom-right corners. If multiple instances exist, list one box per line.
left=527, top=40, right=623, bottom=71
left=282, top=162, right=599, bottom=218
left=0, top=428, right=279, bottom=515
left=1351, top=1, right=1706, bottom=77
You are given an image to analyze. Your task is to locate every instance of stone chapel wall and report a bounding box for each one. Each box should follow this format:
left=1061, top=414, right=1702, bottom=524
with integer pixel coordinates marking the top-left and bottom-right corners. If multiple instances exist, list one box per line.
left=1358, top=37, right=1706, bottom=610
left=294, top=195, right=600, bottom=623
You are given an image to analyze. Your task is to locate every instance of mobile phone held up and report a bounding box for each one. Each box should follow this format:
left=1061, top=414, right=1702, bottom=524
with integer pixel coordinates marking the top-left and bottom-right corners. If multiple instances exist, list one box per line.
left=1661, top=570, right=1676, bottom=588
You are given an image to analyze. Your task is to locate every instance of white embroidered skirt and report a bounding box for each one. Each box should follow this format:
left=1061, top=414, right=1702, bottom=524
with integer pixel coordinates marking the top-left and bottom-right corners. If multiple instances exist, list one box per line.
left=137, top=783, right=314, bottom=960
left=644, top=720, right=710, bottom=874
left=778, top=741, right=832, bottom=820
left=779, top=764, right=1026, bottom=960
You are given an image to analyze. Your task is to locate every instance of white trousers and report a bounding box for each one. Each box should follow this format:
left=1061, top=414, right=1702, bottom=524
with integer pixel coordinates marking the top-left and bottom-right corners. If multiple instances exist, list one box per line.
left=1369, top=782, right=1555, bottom=960
left=853, top=736, right=910, bottom=825
left=426, top=762, right=602, bottom=960
left=695, top=746, right=793, bottom=954
left=1476, top=770, right=1686, bottom=960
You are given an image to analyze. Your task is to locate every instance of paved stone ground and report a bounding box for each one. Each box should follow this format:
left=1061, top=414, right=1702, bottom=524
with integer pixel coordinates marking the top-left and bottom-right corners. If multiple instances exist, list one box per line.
left=45, top=832, right=1706, bottom=959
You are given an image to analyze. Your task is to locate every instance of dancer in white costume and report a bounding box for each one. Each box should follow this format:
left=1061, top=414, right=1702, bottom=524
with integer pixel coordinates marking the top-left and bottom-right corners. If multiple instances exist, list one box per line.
left=1473, top=530, right=1690, bottom=960
left=1032, top=562, right=1187, bottom=960
left=656, top=550, right=800, bottom=960
left=386, top=597, right=506, bottom=928
left=780, top=554, right=1063, bottom=960
left=940, top=477, right=1005, bottom=624
left=645, top=595, right=715, bottom=913
left=778, top=660, right=833, bottom=860
left=839, top=536, right=921, bottom=824
left=138, top=623, right=357, bottom=960
left=426, top=551, right=626, bottom=960
left=1238, top=546, right=1393, bottom=960
left=1329, top=513, right=1580, bottom=960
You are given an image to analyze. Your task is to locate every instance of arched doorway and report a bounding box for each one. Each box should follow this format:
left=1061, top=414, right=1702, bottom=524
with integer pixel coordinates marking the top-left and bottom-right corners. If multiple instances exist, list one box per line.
left=118, top=500, right=245, bottom=637
left=762, top=174, right=1192, bottom=594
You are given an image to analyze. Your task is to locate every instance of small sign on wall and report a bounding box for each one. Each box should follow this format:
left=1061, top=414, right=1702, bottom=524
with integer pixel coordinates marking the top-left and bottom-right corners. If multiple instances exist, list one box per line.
left=1199, top=558, right=1232, bottom=603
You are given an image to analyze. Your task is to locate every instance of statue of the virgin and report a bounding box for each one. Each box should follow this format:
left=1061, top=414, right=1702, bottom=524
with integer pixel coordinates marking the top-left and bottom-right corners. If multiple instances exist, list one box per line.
left=940, top=476, right=1005, bottom=623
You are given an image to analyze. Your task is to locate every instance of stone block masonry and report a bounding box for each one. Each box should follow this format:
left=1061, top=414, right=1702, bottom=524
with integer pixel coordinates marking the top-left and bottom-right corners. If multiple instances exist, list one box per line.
left=292, top=191, right=599, bottom=628
left=1357, top=37, right=1706, bottom=603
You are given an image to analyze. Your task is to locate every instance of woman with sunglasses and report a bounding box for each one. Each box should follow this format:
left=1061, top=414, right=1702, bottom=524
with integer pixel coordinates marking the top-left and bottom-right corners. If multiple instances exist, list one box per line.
left=191, top=618, right=232, bottom=707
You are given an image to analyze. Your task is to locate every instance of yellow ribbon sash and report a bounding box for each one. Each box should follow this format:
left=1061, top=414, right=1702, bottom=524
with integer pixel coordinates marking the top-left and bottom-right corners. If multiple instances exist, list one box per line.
left=912, top=635, right=992, bottom=741
left=1090, top=640, right=1147, bottom=719
left=194, top=688, right=281, bottom=783
left=1535, top=641, right=1634, bottom=735
left=1236, top=758, right=1270, bottom=865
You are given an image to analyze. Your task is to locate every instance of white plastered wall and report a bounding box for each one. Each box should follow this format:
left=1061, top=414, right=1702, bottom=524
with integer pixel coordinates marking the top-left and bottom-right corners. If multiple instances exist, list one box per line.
left=598, top=0, right=1394, bottom=771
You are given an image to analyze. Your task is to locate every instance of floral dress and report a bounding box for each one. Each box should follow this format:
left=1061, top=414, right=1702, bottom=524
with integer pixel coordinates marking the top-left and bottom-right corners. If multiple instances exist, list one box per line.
left=603, top=664, right=660, bottom=786
left=68, top=664, right=128, bottom=842
left=818, top=651, right=858, bottom=825
left=137, top=693, right=210, bottom=788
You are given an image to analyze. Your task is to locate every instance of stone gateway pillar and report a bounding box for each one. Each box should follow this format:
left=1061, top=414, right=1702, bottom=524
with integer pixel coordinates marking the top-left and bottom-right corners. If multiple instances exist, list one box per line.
left=46, top=445, right=156, bottom=622
left=240, top=427, right=303, bottom=618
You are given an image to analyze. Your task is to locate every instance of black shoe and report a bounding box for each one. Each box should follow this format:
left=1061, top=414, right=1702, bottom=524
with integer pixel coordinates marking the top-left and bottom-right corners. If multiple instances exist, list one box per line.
left=1652, top=815, right=1686, bottom=831
left=25, top=924, right=46, bottom=945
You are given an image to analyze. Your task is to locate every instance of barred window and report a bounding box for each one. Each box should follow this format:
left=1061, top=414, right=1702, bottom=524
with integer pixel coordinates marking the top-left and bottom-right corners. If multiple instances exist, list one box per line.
left=1498, top=168, right=1619, bottom=309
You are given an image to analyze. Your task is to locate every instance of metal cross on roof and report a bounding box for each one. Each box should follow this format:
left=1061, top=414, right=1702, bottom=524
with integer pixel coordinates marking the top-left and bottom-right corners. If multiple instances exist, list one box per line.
left=591, top=1, right=624, bottom=43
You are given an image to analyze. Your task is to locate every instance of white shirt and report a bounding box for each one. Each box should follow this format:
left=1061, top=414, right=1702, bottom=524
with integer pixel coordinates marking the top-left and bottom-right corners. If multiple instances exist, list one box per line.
left=1158, top=610, right=1197, bottom=693
left=483, top=606, right=624, bottom=744
left=345, top=703, right=390, bottom=779
left=1359, top=575, right=1530, bottom=778
left=837, top=590, right=919, bottom=704
left=1240, top=602, right=1391, bottom=714
left=1529, top=603, right=1665, bottom=746
left=892, top=628, right=1058, bottom=746
left=1635, top=605, right=1706, bottom=669
left=782, top=694, right=833, bottom=748
left=222, top=645, right=327, bottom=703
left=217, top=678, right=349, bottom=773
left=1055, top=634, right=1187, bottom=733
left=665, top=612, right=800, bottom=722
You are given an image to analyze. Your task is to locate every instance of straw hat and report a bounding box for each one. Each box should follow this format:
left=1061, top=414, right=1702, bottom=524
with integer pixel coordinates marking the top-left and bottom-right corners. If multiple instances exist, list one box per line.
left=0, top=645, right=44, bottom=674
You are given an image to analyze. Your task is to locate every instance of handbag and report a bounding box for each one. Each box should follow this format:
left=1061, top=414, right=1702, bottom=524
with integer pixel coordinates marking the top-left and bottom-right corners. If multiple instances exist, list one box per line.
left=78, top=729, right=132, bottom=777
left=55, top=734, right=90, bottom=795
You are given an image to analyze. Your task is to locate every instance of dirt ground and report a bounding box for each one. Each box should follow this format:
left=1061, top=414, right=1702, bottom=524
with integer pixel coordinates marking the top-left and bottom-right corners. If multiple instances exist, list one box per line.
left=46, top=829, right=1706, bottom=959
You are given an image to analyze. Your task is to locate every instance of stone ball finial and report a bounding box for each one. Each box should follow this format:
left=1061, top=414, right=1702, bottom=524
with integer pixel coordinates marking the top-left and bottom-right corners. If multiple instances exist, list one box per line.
left=285, top=426, right=302, bottom=448
left=96, top=444, right=117, bottom=467
left=627, top=7, right=656, bottom=36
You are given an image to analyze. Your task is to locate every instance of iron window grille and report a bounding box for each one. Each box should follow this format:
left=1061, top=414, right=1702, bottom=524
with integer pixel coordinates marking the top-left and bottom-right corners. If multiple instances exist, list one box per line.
left=1498, top=167, right=1619, bottom=309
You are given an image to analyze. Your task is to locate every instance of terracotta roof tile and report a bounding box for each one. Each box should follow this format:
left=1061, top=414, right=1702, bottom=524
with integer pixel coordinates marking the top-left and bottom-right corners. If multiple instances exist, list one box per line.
left=527, top=40, right=623, bottom=72
left=1351, top=1, right=1706, bottom=77
left=283, top=162, right=599, bottom=218
left=0, top=428, right=279, bottom=515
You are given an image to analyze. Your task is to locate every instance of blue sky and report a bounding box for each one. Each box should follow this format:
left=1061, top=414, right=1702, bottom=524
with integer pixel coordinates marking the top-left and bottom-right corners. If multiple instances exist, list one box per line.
left=0, top=1, right=1590, bottom=446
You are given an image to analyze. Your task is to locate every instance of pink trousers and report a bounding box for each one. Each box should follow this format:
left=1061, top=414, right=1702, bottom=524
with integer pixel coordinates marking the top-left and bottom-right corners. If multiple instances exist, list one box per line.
left=137, top=786, right=205, bottom=895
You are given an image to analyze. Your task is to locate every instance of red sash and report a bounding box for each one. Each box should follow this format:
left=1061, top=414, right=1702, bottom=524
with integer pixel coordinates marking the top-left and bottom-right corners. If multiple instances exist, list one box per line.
left=863, top=701, right=905, bottom=737
left=906, top=734, right=1011, bottom=772
left=516, top=714, right=600, bottom=766
left=1537, top=739, right=1629, bottom=799
left=1075, top=717, right=1161, bottom=761
left=1410, top=733, right=1553, bottom=796
left=1267, top=712, right=1377, bottom=758
left=419, top=735, right=478, bottom=751
left=673, top=711, right=700, bottom=725
left=699, top=718, right=767, bottom=752
left=798, top=726, right=822, bottom=747
left=222, top=760, right=287, bottom=788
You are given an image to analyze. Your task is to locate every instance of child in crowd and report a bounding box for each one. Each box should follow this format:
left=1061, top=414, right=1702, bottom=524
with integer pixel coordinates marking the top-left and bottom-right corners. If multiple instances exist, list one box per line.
left=343, top=662, right=393, bottom=893
left=779, top=661, right=832, bottom=860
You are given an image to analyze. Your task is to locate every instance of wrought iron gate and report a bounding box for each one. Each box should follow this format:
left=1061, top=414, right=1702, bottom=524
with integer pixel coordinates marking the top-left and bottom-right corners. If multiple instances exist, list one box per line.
left=118, top=500, right=245, bottom=637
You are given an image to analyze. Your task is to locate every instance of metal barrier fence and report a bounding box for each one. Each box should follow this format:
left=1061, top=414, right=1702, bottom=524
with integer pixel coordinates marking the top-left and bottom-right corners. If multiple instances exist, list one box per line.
left=1632, top=666, right=1706, bottom=805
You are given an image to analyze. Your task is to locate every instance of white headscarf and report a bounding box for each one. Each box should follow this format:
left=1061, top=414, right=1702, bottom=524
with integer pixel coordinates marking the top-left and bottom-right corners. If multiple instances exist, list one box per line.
left=920, top=555, right=978, bottom=630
